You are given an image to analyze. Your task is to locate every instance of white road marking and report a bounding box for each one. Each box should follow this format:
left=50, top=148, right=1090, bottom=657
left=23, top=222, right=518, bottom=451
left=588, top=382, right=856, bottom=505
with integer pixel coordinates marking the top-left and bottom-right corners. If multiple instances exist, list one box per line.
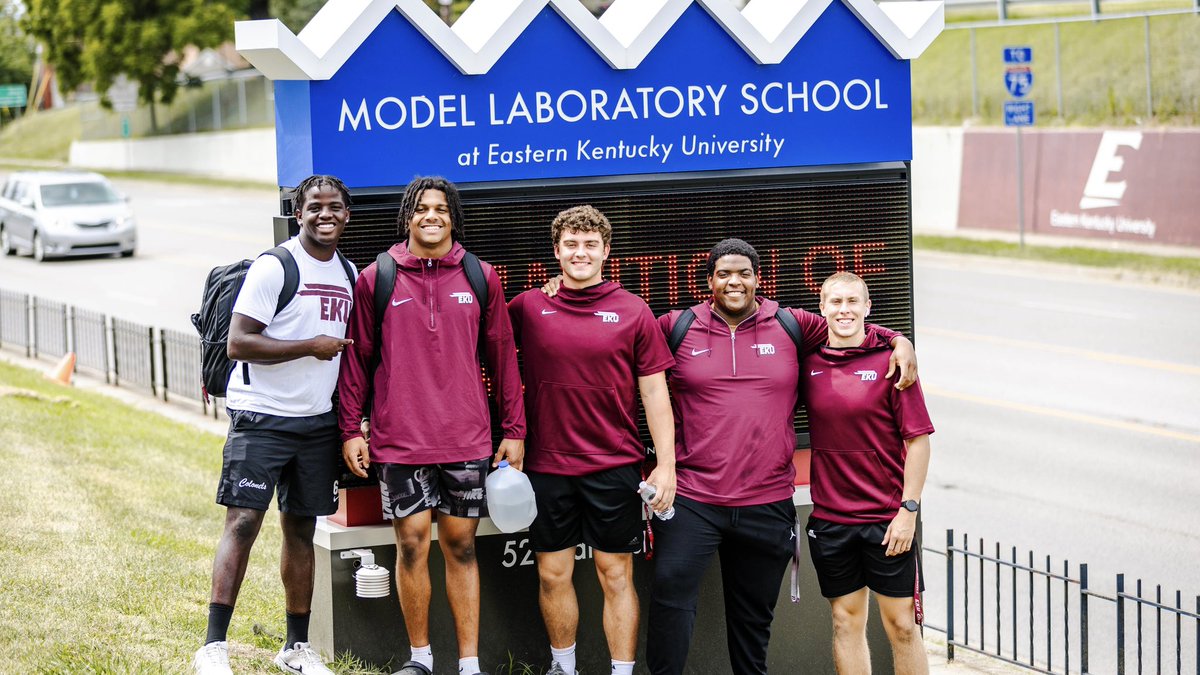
left=1016, top=300, right=1135, bottom=320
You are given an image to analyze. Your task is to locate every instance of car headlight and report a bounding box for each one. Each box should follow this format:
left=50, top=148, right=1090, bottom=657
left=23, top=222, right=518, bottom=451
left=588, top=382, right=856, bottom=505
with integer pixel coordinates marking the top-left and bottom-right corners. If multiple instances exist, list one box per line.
left=118, top=215, right=136, bottom=228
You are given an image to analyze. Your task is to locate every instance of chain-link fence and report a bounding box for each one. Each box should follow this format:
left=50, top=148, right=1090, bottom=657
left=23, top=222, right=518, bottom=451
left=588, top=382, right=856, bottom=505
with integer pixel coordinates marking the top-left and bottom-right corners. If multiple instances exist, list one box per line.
left=80, top=73, right=274, bottom=141
left=913, top=9, right=1200, bottom=126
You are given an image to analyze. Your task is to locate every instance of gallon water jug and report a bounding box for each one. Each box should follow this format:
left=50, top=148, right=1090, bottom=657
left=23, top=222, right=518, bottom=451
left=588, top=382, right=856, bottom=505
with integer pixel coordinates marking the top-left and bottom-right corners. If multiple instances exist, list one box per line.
left=486, top=460, right=538, bottom=533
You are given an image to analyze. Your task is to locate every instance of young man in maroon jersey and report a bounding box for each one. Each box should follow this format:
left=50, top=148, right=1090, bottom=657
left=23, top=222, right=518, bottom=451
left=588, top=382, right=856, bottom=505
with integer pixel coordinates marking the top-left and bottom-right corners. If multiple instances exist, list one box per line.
left=508, top=205, right=676, bottom=675
left=646, top=239, right=917, bottom=675
left=805, top=271, right=933, bottom=675
left=337, top=177, right=526, bottom=675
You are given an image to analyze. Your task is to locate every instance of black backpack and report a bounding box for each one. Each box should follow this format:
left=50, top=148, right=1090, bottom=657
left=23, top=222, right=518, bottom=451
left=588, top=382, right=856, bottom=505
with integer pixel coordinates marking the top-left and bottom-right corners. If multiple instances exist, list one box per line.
left=667, top=306, right=803, bottom=354
left=191, top=246, right=354, bottom=400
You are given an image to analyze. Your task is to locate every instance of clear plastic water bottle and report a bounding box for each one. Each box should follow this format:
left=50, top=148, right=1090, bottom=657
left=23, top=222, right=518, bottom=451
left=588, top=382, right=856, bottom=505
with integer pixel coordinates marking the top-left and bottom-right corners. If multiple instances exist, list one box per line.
left=638, top=481, right=675, bottom=520
left=485, top=460, right=538, bottom=533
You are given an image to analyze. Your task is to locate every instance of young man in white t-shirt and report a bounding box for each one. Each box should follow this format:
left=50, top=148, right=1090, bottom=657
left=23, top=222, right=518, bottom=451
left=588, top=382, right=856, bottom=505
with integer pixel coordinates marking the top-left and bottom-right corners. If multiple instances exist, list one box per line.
left=194, top=175, right=356, bottom=675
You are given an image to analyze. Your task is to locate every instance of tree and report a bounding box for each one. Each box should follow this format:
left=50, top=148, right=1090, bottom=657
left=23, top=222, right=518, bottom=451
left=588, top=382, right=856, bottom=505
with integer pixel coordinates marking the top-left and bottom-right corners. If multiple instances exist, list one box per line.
left=0, top=2, right=34, bottom=88
left=22, top=0, right=239, bottom=112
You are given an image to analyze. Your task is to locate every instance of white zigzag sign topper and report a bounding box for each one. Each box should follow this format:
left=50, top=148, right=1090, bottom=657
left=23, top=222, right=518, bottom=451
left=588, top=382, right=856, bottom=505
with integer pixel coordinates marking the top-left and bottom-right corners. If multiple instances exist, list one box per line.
left=235, top=0, right=944, bottom=81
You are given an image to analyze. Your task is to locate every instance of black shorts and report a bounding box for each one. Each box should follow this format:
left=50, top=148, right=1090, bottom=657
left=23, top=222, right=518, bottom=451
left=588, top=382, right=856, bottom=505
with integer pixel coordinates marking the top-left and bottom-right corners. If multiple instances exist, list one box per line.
left=216, top=409, right=341, bottom=517
left=527, top=465, right=643, bottom=553
left=805, top=517, right=924, bottom=599
left=377, top=459, right=489, bottom=519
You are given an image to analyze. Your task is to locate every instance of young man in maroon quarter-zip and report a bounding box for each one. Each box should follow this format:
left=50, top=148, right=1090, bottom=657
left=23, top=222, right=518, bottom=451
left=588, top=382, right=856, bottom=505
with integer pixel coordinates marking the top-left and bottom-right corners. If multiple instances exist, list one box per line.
left=805, top=271, right=933, bottom=675
left=337, top=177, right=526, bottom=675
left=508, top=205, right=676, bottom=675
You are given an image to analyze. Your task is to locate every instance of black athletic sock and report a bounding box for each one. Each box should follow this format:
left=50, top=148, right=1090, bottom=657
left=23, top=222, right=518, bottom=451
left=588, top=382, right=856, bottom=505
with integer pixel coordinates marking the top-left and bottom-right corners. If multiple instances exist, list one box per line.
left=285, top=611, right=311, bottom=647
left=205, top=603, right=235, bottom=645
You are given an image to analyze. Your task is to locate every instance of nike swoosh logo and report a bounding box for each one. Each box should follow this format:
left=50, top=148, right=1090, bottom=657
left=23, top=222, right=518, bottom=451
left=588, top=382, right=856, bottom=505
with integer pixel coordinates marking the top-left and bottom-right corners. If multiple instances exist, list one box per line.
left=690, top=348, right=711, bottom=356
left=541, top=309, right=557, bottom=315
left=810, top=370, right=823, bottom=376
left=392, top=298, right=413, bottom=307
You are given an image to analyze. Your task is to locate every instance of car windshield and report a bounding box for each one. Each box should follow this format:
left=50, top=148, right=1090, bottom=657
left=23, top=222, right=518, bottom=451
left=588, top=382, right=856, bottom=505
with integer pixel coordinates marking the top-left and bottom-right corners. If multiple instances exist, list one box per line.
left=40, top=181, right=120, bottom=207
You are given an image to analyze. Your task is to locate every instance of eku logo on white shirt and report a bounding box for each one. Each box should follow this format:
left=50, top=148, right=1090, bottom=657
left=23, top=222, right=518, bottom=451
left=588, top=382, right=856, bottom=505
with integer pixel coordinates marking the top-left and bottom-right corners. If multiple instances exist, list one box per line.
left=450, top=292, right=474, bottom=304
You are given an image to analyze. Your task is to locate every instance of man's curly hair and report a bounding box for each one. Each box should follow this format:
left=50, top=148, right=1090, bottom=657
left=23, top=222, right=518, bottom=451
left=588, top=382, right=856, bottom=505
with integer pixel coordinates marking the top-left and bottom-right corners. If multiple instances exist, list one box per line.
left=551, top=205, right=612, bottom=247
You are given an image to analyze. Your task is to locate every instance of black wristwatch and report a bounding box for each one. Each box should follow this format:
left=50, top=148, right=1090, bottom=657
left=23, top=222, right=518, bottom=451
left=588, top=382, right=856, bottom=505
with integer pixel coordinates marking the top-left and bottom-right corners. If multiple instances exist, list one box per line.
left=900, top=499, right=920, bottom=513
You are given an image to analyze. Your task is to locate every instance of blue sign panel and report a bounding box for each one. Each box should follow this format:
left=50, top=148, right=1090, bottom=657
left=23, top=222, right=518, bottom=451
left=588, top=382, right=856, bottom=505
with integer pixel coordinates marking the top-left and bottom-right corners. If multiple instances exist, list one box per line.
left=277, top=2, right=913, bottom=188
left=1004, top=100, right=1035, bottom=126
left=1004, top=67, right=1033, bottom=98
left=1003, top=46, right=1032, bottom=64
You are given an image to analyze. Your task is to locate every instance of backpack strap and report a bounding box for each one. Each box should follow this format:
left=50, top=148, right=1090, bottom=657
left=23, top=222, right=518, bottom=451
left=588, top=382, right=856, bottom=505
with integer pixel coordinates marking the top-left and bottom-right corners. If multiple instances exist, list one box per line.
left=335, top=250, right=356, bottom=287
left=667, top=308, right=697, bottom=354
left=461, top=250, right=490, bottom=365
left=263, top=246, right=300, bottom=317
left=461, top=251, right=488, bottom=310
left=373, top=251, right=396, bottom=341
left=773, top=307, right=802, bottom=350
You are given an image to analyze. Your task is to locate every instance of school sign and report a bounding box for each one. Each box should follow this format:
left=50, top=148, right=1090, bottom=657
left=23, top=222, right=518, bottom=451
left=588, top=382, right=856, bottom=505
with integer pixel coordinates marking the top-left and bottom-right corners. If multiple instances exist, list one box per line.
left=236, top=0, right=944, bottom=188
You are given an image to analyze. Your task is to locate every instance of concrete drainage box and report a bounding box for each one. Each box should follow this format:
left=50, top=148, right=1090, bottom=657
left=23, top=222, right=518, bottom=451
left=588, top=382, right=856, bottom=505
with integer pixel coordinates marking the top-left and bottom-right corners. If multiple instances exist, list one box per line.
left=238, top=0, right=943, bottom=671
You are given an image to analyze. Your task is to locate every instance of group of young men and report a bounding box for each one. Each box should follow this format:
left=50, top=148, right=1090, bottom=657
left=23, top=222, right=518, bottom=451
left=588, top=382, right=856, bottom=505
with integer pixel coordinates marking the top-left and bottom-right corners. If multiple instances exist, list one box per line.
left=193, top=174, right=934, bottom=675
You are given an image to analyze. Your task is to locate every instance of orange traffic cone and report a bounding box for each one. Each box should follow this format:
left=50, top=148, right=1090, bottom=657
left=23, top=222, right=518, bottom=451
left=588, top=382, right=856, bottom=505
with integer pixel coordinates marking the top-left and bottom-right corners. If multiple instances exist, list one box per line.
left=48, top=352, right=76, bottom=385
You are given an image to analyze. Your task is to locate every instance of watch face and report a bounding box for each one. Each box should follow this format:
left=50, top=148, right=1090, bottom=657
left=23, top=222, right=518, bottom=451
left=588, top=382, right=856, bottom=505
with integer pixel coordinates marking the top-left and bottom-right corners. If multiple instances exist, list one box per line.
left=903, top=500, right=919, bottom=512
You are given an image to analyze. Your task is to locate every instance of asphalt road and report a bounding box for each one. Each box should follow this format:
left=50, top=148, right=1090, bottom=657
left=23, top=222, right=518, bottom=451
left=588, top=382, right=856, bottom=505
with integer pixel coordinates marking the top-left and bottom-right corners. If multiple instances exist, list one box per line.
left=2, top=175, right=1197, bottom=662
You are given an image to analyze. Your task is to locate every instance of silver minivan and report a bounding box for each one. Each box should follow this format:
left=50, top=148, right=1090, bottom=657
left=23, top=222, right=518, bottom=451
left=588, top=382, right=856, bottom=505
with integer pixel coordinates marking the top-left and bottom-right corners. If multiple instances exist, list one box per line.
left=0, top=171, right=138, bottom=262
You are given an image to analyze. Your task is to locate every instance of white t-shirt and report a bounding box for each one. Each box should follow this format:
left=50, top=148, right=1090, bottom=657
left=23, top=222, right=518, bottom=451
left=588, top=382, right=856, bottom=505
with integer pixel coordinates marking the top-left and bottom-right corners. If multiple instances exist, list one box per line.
left=225, top=237, right=357, bottom=417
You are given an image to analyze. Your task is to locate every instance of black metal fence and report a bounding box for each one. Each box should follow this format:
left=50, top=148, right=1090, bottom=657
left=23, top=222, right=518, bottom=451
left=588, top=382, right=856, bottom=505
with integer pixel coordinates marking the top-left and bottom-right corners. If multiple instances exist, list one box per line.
left=0, top=289, right=31, bottom=357
left=32, top=297, right=68, bottom=359
left=923, top=530, right=1200, bottom=674
left=0, top=288, right=215, bottom=415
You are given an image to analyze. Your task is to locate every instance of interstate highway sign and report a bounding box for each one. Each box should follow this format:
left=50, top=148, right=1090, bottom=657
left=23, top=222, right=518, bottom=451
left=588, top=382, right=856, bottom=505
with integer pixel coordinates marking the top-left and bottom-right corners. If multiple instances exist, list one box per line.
left=1004, top=67, right=1033, bottom=98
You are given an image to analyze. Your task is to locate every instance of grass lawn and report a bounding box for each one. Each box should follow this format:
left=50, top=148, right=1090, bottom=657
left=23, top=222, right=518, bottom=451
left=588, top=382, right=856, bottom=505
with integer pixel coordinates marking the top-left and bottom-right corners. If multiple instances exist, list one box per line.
left=0, top=361, right=314, bottom=673
left=914, top=234, right=1200, bottom=285
left=0, top=107, right=82, bottom=163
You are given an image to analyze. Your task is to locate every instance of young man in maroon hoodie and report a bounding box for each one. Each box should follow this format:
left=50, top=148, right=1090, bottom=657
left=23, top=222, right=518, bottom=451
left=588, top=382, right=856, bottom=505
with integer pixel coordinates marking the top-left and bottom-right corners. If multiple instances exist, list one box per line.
left=508, top=205, right=676, bottom=675
left=646, top=239, right=917, bottom=675
left=805, top=271, right=932, bottom=675
left=337, top=177, right=526, bottom=675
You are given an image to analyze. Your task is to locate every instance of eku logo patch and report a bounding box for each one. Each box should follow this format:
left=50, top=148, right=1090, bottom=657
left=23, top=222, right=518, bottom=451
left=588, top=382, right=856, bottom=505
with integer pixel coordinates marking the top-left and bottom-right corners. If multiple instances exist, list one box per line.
left=750, top=343, right=776, bottom=355
left=450, top=292, right=474, bottom=304
left=854, top=370, right=878, bottom=381
left=594, top=311, right=619, bottom=323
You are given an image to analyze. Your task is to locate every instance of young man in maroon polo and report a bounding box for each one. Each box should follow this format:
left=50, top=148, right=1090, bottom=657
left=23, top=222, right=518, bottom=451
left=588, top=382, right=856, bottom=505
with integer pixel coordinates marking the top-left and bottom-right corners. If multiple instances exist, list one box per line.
left=337, top=177, right=525, bottom=675
left=646, top=238, right=917, bottom=675
left=508, top=205, right=676, bottom=675
left=805, top=271, right=933, bottom=675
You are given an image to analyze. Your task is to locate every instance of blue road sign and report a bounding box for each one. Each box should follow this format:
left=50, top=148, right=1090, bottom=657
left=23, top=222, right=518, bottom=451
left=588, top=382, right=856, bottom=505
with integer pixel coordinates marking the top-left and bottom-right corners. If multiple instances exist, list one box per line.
left=1004, top=101, right=1035, bottom=126
left=1003, top=46, right=1032, bottom=64
left=1004, top=67, right=1033, bottom=98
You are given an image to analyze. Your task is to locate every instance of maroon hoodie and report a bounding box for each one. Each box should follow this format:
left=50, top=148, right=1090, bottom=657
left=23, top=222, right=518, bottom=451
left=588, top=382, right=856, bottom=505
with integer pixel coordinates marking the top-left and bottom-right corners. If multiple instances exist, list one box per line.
left=509, top=281, right=674, bottom=476
left=804, top=331, right=934, bottom=525
left=661, top=300, right=902, bottom=507
left=338, top=241, right=525, bottom=465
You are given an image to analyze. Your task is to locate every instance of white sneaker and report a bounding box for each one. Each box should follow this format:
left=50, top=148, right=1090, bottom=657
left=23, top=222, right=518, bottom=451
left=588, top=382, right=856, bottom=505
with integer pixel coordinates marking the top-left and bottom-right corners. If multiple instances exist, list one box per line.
left=193, top=641, right=233, bottom=675
left=274, top=641, right=335, bottom=675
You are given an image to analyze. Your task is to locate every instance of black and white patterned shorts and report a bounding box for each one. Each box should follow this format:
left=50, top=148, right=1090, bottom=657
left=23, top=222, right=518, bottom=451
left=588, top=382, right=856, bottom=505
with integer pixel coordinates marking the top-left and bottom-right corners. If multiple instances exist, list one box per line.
left=377, top=459, right=489, bottom=519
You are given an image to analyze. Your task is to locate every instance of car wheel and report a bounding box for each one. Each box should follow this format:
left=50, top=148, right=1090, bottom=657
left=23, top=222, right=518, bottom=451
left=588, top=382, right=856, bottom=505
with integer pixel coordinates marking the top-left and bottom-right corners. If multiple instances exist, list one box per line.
left=32, top=232, right=45, bottom=262
left=0, top=227, right=12, bottom=256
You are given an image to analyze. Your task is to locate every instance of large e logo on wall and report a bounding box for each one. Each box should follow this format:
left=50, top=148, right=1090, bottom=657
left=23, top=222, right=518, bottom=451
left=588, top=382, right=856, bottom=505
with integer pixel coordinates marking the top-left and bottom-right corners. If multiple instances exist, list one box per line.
left=1079, top=131, right=1142, bottom=210
left=236, top=0, right=944, bottom=188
